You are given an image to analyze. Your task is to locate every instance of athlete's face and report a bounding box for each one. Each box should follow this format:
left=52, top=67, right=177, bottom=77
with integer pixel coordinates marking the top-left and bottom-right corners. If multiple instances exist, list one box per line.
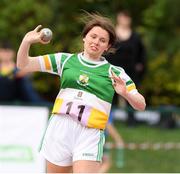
left=83, top=26, right=110, bottom=59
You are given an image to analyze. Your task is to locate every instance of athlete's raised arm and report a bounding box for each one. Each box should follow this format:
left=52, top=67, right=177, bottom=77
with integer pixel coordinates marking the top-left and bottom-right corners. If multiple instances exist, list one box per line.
left=17, top=25, right=49, bottom=73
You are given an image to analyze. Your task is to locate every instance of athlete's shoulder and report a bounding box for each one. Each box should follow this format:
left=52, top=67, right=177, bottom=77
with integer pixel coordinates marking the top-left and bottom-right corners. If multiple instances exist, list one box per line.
left=45, top=52, right=73, bottom=60
left=109, top=64, right=125, bottom=73
left=58, top=52, right=74, bottom=58
left=53, top=52, right=75, bottom=64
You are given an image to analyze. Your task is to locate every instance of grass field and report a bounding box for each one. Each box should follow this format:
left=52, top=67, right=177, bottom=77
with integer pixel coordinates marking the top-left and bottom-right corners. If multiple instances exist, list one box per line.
left=108, top=122, right=180, bottom=173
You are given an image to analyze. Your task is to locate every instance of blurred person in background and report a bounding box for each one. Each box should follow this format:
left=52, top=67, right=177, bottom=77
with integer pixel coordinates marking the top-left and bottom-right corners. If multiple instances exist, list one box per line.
left=99, top=111, right=124, bottom=173
left=0, top=41, right=45, bottom=104
left=106, top=10, right=147, bottom=126
left=16, top=13, right=145, bottom=173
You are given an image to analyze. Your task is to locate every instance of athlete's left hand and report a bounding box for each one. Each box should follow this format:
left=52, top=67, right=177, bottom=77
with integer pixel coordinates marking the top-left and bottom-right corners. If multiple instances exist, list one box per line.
left=110, top=70, right=127, bottom=97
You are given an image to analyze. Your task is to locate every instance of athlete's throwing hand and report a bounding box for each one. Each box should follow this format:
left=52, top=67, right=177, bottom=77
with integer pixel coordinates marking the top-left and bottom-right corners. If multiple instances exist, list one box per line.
left=23, top=25, right=49, bottom=45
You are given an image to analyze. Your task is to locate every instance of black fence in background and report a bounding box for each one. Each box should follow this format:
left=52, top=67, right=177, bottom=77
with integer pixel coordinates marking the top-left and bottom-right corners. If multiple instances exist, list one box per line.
left=112, top=105, right=180, bottom=129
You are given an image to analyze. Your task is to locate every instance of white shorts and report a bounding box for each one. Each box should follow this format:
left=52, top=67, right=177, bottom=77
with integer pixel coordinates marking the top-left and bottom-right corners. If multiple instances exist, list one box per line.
left=39, top=114, right=105, bottom=166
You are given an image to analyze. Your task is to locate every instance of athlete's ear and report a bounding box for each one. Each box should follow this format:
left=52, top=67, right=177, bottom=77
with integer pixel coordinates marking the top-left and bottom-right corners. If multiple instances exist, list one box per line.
left=83, top=38, right=85, bottom=42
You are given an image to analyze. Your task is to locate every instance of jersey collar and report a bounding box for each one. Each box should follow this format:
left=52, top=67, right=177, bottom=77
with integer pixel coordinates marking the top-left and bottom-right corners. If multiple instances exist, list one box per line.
left=78, top=52, right=108, bottom=68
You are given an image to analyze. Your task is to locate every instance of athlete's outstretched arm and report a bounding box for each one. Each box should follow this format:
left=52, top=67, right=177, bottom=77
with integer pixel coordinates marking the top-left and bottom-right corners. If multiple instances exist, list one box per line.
left=17, top=25, right=48, bottom=72
left=110, top=71, right=146, bottom=111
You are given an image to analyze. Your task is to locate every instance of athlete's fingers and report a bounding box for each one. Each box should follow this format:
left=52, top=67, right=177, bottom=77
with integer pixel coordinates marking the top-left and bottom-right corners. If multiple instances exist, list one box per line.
left=111, top=70, right=118, bottom=78
left=34, top=25, right=42, bottom=32
left=39, top=31, right=44, bottom=38
left=111, top=75, right=120, bottom=82
left=110, top=70, right=126, bottom=85
left=110, top=70, right=120, bottom=81
left=40, top=40, right=50, bottom=45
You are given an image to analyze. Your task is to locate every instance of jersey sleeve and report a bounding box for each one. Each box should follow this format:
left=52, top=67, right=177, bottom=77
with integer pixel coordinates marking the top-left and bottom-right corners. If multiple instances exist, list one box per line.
left=38, top=52, right=72, bottom=76
left=119, top=69, right=138, bottom=95
left=110, top=65, right=138, bottom=95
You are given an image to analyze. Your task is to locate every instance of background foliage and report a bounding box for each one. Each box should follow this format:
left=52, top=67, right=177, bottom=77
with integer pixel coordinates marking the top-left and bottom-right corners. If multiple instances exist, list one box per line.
left=0, top=0, right=179, bottom=106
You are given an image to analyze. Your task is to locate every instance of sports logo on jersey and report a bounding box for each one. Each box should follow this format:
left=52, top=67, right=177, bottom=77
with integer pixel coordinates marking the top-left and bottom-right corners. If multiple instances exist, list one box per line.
left=77, top=74, right=89, bottom=86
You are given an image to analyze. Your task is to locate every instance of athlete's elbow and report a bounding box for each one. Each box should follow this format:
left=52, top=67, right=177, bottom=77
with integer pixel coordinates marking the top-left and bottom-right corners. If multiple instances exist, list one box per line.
left=16, top=58, right=27, bottom=70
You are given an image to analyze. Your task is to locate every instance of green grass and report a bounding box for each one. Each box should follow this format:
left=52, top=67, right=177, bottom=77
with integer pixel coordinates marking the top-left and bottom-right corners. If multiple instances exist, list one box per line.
left=107, top=122, right=180, bottom=173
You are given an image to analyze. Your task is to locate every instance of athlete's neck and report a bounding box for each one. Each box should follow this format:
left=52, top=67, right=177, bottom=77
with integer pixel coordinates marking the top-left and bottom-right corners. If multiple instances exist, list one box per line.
left=83, top=52, right=101, bottom=62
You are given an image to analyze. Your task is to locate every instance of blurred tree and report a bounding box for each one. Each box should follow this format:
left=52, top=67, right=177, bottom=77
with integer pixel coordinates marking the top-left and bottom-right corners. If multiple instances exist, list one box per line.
left=140, top=0, right=180, bottom=106
left=141, top=51, right=180, bottom=106
left=143, top=0, right=179, bottom=57
left=0, top=0, right=53, bottom=49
